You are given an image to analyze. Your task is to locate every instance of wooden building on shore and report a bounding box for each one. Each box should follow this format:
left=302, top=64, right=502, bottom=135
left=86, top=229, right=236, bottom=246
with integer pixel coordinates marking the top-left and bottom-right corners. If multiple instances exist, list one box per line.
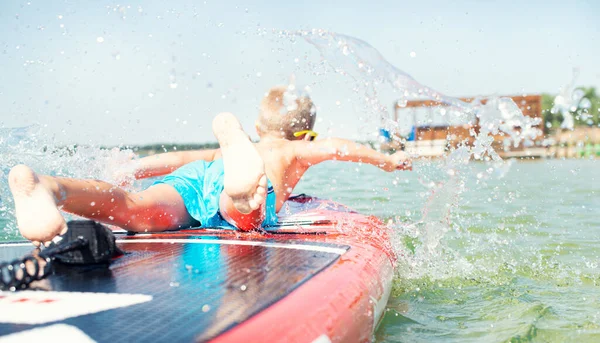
left=381, top=95, right=546, bottom=158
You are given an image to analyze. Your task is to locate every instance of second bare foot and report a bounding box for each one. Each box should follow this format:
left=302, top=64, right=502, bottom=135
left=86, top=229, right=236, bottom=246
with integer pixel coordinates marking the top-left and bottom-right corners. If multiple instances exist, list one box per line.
left=8, top=165, right=68, bottom=246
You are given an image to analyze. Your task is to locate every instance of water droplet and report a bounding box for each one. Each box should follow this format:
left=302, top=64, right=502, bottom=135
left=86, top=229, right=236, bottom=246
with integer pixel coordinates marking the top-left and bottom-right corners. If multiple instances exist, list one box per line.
left=202, top=304, right=210, bottom=312
left=96, top=37, right=104, bottom=43
left=148, top=92, right=154, bottom=98
left=90, top=202, right=95, bottom=206
left=240, top=285, right=247, bottom=291
left=169, top=282, right=180, bottom=287
left=572, top=89, right=584, bottom=102
left=579, top=98, right=591, bottom=110
left=410, top=51, right=416, bottom=58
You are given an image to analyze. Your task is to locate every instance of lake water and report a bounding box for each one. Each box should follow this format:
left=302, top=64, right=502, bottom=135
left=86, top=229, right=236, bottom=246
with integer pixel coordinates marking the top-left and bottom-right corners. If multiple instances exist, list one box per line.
left=291, top=158, right=599, bottom=342
left=1, top=158, right=599, bottom=342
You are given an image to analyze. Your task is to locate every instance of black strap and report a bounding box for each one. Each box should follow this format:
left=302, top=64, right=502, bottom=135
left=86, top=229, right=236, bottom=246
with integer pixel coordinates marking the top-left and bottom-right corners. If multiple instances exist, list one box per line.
left=1, top=220, right=123, bottom=291
left=45, top=220, right=124, bottom=265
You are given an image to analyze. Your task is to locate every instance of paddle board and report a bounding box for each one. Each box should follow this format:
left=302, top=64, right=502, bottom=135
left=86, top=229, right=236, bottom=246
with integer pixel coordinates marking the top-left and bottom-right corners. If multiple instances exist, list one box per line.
left=0, top=195, right=395, bottom=343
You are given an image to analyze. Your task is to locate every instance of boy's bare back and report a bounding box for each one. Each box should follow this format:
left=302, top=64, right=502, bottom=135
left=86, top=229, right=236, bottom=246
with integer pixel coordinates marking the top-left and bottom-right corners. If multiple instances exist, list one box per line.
left=238, top=137, right=411, bottom=212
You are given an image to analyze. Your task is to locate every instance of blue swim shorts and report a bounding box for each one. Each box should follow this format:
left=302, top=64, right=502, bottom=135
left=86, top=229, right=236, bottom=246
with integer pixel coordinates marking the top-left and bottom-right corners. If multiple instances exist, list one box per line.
left=152, top=159, right=277, bottom=229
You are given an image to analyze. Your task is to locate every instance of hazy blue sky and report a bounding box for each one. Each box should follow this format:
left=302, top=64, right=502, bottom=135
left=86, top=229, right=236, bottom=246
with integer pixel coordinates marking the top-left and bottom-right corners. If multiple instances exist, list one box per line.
left=0, top=0, right=598, bottom=145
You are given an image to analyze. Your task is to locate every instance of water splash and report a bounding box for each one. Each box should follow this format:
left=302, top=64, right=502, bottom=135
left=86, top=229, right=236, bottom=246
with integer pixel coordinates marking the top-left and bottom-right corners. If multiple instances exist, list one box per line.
left=299, top=30, right=472, bottom=126
left=392, top=147, right=476, bottom=279
left=0, top=125, right=136, bottom=236
left=280, top=30, right=542, bottom=158
left=282, top=30, right=544, bottom=280
left=552, top=68, right=592, bottom=129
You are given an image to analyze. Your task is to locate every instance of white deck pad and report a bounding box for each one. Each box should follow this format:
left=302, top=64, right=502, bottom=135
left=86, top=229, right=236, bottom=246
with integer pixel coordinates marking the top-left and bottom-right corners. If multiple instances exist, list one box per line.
left=0, top=291, right=152, bottom=325
left=0, top=324, right=96, bottom=343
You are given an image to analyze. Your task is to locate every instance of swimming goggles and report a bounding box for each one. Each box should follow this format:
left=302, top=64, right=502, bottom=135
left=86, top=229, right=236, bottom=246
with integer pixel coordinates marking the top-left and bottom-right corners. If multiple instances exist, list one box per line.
left=293, top=130, right=318, bottom=141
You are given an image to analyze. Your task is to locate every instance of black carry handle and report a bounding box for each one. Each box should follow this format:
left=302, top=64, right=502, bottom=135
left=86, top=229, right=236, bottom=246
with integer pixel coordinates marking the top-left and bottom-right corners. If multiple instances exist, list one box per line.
left=0, top=220, right=123, bottom=291
left=43, top=220, right=124, bottom=265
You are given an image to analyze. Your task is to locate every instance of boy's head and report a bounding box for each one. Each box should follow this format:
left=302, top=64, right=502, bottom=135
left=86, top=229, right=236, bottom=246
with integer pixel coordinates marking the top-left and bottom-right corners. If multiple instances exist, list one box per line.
left=256, top=86, right=316, bottom=140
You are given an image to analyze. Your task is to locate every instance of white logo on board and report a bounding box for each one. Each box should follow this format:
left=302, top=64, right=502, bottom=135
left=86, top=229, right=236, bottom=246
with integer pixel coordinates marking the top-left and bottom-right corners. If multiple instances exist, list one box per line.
left=0, top=291, right=152, bottom=325
left=0, top=324, right=96, bottom=343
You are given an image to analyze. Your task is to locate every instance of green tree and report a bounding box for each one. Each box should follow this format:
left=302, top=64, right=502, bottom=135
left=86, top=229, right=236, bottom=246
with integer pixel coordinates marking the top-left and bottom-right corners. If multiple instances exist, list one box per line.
left=541, top=93, right=559, bottom=133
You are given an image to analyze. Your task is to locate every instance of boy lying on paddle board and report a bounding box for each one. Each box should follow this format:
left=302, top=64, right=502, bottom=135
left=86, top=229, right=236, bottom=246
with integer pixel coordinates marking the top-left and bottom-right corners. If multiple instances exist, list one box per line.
left=8, top=85, right=412, bottom=246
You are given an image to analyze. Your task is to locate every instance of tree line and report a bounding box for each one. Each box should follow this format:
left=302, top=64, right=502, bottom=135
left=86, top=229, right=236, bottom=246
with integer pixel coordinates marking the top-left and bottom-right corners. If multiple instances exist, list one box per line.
left=129, top=142, right=220, bottom=153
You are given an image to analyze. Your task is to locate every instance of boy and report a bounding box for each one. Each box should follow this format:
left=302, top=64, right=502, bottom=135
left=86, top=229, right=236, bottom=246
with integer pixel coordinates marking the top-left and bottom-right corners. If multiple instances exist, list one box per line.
left=8, top=86, right=412, bottom=247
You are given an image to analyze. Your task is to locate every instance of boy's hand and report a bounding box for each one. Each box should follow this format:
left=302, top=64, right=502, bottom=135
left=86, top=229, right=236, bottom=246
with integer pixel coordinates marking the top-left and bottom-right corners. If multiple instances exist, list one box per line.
left=382, top=151, right=412, bottom=171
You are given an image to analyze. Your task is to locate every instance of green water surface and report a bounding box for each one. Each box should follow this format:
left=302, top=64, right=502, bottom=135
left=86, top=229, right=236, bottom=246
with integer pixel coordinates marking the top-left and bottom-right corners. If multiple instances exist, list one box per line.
left=1, top=159, right=598, bottom=342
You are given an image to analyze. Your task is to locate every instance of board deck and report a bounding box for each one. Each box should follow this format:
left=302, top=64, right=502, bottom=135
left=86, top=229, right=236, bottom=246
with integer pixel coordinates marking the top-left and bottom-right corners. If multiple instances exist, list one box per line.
left=0, top=195, right=396, bottom=343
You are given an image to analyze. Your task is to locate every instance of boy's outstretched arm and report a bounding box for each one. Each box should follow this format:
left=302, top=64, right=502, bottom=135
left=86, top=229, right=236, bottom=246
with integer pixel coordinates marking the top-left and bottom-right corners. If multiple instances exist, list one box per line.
left=128, top=149, right=220, bottom=180
left=294, top=138, right=411, bottom=171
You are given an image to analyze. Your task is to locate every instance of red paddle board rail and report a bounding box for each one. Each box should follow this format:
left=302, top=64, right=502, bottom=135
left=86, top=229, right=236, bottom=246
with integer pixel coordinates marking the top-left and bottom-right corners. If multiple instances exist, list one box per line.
left=210, top=196, right=397, bottom=343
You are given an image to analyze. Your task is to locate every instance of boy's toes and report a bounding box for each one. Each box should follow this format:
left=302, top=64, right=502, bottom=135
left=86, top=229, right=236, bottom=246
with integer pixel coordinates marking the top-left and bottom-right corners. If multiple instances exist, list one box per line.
left=253, top=192, right=265, bottom=203
left=250, top=194, right=265, bottom=209
left=32, top=241, right=41, bottom=248
left=258, top=175, right=267, bottom=189
left=248, top=199, right=258, bottom=211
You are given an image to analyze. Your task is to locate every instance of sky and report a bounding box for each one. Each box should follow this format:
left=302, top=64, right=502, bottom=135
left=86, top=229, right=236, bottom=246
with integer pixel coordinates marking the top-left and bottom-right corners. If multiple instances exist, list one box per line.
left=0, top=0, right=598, bottom=146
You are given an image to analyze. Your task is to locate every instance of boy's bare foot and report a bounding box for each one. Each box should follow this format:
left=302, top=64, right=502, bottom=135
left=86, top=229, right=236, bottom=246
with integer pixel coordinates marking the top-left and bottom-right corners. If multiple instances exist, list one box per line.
left=213, top=112, right=267, bottom=214
left=8, top=165, right=68, bottom=247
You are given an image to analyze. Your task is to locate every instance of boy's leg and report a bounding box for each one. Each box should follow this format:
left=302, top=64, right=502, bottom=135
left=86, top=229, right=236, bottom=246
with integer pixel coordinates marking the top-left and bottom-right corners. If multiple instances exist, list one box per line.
left=212, top=112, right=267, bottom=230
left=9, top=164, right=194, bottom=246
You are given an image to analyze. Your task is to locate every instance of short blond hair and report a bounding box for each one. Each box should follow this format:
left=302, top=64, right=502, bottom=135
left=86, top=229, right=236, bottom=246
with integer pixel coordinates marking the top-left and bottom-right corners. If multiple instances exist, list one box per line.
left=257, top=86, right=316, bottom=140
